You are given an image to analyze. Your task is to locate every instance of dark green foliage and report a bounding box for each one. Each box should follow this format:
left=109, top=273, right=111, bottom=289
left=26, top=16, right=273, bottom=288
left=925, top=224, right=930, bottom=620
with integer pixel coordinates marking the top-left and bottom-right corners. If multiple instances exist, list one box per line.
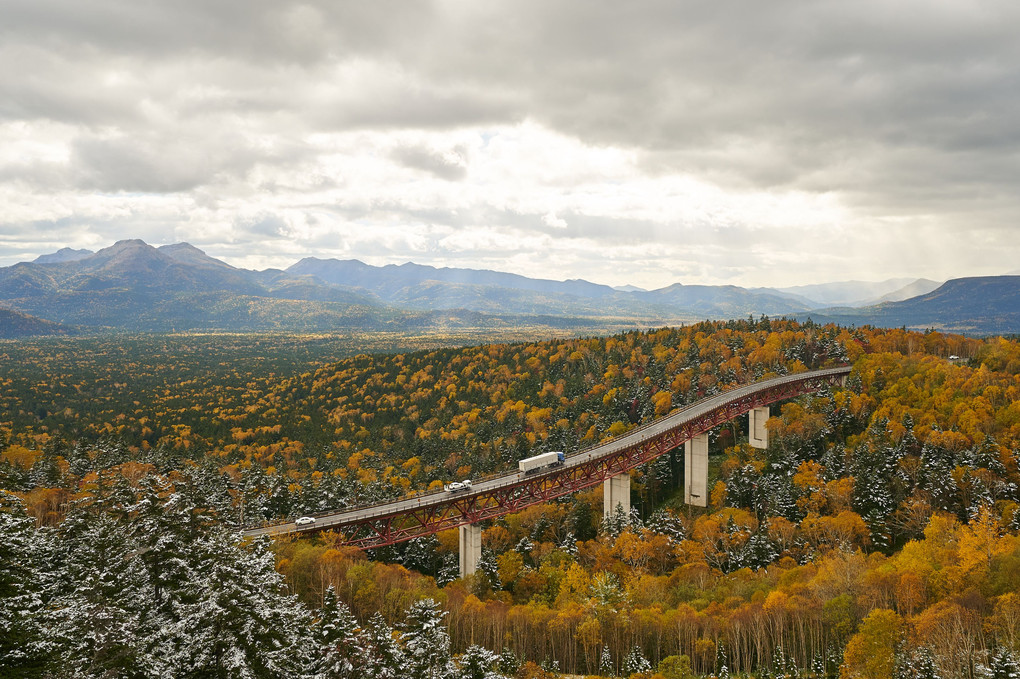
left=0, top=492, right=51, bottom=678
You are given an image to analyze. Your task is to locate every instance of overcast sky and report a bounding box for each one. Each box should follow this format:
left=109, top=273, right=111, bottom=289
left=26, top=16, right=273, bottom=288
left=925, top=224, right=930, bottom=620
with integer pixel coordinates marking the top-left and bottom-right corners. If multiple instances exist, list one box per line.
left=2, top=1, right=1019, bottom=289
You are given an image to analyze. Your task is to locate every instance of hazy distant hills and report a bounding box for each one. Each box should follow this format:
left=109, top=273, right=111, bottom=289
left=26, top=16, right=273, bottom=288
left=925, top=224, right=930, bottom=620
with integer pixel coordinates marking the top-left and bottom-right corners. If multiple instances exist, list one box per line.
left=773, top=278, right=943, bottom=307
left=805, top=276, right=1020, bottom=334
left=0, top=308, right=74, bottom=338
left=287, top=257, right=807, bottom=319
left=0, top=239, right=1015, bottom=335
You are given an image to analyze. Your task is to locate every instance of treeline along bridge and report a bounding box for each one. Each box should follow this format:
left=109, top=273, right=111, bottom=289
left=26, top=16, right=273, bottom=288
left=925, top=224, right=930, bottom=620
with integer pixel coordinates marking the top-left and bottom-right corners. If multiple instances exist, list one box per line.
left=244, top=366, right=850, bottom=576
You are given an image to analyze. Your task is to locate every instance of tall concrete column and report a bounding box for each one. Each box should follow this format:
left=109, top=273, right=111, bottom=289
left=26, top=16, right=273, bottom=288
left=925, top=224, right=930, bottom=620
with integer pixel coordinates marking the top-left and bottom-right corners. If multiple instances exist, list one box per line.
left=685, top=433, right=709, bottom=507
left=748, top=406, right=769, bottom=449
left=603, top=473, right=630, bottom=520
left=459, top=523, right=482, bottom=578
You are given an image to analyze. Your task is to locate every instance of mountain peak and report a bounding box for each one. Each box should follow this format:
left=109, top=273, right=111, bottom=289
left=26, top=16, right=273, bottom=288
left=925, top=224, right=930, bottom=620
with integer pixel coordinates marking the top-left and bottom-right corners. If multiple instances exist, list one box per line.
left=158, top=242, right=206, bottom=255
left=33, top=247, right=94, bottom=264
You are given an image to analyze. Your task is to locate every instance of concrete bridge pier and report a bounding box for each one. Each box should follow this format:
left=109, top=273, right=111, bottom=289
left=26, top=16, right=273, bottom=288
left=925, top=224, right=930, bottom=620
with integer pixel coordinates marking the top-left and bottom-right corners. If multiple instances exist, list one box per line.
left=685, top=433, right=709, bottom=507
left=459, top=523, right=482, bottom=578
left=748, top=406, right=769, bottom=449
left=603, top=473, right=631, bottom=521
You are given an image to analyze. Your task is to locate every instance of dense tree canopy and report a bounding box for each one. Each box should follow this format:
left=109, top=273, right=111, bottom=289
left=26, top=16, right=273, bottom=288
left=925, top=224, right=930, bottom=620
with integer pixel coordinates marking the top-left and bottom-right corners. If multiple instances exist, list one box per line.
left=2, top=321, right=1018, bottom=678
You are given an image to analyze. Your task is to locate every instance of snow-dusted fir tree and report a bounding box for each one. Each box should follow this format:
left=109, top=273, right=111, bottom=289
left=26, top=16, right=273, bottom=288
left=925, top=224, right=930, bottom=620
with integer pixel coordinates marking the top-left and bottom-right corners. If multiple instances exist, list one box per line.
left=48, top=507, right=151, bottom=678
left=895, top=646, right=943, bottom=679
left=312, top=584, right=362, bottom=678
left=145, top=531, right=312, bottom=678
left=403, top=535, right=443, bottom=575
left=497, top=647, right=521, bottom=676
left=646, top=509, right=686, bottom=544
left=362, top=612, right=405, bottom=679
left=600, top=644, right=615, bottom=676
left=986, top=647, right=1020, bottom=679
left=477, top=547, right=502, bottom=592
left=621, top=644, right=652, bottom=675
left=602, top=503, right=629, bottom=538
left=400, top=598, right=455, bottom=679
left=436, top=552, right=460, bottom=587
left=124, top=476, right=312, bottom=678
left=456, top=644, right=507, bottom=679
left=715, top=641, right=730, bottom=679
left=0, top=491, right=51, bottom=677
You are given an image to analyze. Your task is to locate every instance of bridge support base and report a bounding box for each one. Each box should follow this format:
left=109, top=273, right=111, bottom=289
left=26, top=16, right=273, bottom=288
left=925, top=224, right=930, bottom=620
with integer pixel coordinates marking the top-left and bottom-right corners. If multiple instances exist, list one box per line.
left=685, top=433, right=709, bottom=507
left=459, top=523, right=482, bottom=578
left=603, top=473, right=630, bottom=522
left=749, top=406, right=769, bottom=449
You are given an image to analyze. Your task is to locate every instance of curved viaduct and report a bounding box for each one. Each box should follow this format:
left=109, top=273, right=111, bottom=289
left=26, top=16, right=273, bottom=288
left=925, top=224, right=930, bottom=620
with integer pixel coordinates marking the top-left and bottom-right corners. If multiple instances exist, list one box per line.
left=245, top=366, right=850, bottom=573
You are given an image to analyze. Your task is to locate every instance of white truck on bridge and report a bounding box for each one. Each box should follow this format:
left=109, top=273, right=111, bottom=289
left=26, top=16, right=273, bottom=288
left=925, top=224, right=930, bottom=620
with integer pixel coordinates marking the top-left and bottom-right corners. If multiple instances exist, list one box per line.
left=519, top=451, right=565, bottom=474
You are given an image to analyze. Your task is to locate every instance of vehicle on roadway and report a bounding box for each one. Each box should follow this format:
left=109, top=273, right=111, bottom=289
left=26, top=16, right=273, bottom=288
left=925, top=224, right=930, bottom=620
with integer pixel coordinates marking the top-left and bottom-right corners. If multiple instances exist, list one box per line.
left=519, top=451, right=566, bottom=474
left=444, top=479, right=472, bottom=493
left=295, top=516, right=316, bottom=526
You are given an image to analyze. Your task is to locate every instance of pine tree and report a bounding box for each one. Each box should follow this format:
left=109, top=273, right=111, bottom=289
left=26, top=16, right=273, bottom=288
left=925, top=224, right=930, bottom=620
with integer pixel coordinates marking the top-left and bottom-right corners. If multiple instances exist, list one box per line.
left=988, top=647, right=1020, bottom=679
left=0, top=491, right=52, bottom=678
left=895, top=646, right=942, bottom=679
left=49, top=507, right=150, bottom=679
left=400, top=598, right=454, bottom=679
left=403, top=535, right=443, bottom=576
left=363, top=612, right=405, bottom=679
left=622, top=644, right=652, bottom=675
left=456, top=645, right=506, bottom=679
left=600, top=645, right=614, bottom=676
left=496, top=647, right=520, bottom=677
left=313, top=585, right=361, bottom=678
left=146, top=531, right=312, bottom=678
left=716, top=642, right=730, bottom=679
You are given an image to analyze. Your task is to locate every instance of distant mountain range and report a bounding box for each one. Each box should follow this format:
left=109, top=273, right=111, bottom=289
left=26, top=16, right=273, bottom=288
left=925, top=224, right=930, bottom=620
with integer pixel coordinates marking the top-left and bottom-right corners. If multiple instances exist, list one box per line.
left=771, top=278, right=943, bottom=308
left=804, top=276, right=1020, bottom=335
left=0, top=239, right=1014, bottom=336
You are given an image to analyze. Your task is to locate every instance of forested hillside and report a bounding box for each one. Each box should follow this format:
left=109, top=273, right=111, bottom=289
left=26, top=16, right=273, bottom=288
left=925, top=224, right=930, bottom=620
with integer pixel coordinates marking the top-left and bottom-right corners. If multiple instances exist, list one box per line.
left=2, top=322, right=1019, bottom=678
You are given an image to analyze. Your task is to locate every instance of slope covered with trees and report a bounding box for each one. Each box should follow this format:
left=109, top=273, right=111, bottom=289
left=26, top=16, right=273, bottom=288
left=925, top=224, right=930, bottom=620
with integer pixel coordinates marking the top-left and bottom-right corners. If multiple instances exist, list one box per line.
left=2, top=322, right=1019, bottom=678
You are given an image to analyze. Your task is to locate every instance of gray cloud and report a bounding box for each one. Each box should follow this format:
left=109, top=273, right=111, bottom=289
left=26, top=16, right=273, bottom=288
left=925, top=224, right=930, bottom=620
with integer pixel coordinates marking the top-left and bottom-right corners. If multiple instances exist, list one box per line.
left=391, top=144, right=468, bottom=181
left=2, top=0, right=1020, bottom=284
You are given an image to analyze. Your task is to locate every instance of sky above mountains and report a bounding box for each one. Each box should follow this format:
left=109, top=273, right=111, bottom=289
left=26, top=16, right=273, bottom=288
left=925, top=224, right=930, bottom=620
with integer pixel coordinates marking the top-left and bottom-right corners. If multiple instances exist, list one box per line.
left=2, top=1, right=1018, bottom=289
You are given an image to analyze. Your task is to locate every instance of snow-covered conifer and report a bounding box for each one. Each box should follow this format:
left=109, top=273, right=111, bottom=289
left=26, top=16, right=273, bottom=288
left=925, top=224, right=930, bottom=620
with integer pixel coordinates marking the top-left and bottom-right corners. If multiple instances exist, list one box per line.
left=400, top=598, right=454, bottom=679
left=0, top=491, right=52, bottom=677
left=621, top=644, right=652, bottom=675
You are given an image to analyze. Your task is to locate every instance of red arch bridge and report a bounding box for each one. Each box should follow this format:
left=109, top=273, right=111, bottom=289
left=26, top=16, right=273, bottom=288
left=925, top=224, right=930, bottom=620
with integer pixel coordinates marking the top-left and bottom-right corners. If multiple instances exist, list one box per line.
left=244, top=366, right=850, bottom=575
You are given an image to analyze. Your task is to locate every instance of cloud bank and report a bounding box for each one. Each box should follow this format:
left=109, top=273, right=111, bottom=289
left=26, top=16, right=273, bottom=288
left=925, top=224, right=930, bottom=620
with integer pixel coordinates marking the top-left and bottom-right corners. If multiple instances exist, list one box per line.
left=1, top=0, right=1018, bottom=288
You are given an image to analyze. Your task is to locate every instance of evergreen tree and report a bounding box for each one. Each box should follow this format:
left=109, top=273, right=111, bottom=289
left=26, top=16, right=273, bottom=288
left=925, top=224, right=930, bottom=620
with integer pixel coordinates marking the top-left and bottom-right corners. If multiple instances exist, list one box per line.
left=363, top=613, right=405, bottom=679
left=988, top=647, right=1020, bottom=679
left=715, top=642, right=730, bottom=679
left=496, top=647, right=521, bottom=677
left=313, top=585, right=361, bottom=678
left=0, top=492, right=52, bottom=678
left=600, top=645, right=614, bottom=676
left=647, top=509, right=686, bottom=544
left=602, top=504, right=629, bottom=538
left=895, top=646, right=943, bottom=679
left=400, top=598, right=454, bottom=679
left=403, top=535, right=442, bottom=576
left=146, top=531, right=312, bottom=678
left=49, top=507, right=150, bottom=679
left=621, top=645, right=652, bottom=675
left=456, top=645, right=506, bottom=679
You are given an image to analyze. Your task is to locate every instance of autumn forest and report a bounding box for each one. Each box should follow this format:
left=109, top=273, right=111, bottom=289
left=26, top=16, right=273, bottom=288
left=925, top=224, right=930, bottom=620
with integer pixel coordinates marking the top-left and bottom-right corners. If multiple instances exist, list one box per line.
left=3, top=320, right=1020, bottom=678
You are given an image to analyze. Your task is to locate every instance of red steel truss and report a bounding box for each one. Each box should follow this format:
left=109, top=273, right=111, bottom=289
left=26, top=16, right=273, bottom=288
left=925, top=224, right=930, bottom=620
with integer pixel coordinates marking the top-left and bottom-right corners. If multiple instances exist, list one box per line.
left=256, top=367, right=849, bottom=548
